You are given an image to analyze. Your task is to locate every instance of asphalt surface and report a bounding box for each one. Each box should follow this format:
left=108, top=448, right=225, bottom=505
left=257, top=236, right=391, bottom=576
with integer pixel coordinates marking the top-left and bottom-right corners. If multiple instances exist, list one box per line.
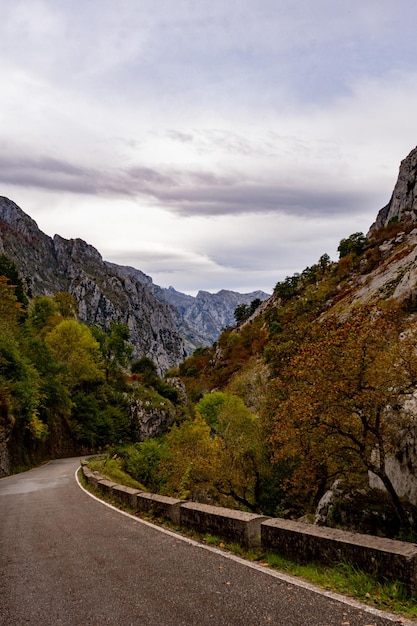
left=0, top=457, right=412, bottom=625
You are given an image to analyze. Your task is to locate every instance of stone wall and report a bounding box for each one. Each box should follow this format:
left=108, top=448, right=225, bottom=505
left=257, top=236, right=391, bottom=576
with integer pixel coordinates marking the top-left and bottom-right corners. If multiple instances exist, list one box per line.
left=179, top=501, right=268, bottom=548
left=261, top=518, right=417, bottom=591
left=81, top=465, right=417, bottom=592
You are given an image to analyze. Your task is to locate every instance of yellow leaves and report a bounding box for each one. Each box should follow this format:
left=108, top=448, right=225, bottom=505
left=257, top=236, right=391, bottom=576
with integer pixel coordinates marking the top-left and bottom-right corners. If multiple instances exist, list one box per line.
left=45, top=320, right=105, bottom=389
left=0, top=275, right=23, bottom=331
left=160, top=416, right=224, bottom=498
left=26, top=411, right=48, bottom=441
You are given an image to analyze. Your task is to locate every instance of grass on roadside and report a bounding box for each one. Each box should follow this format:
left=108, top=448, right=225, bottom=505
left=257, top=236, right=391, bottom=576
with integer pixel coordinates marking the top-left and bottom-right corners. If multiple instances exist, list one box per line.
left=87, top=456, right=145, bottom=490
left=195, top=535, right=417, bottom=618
left=264, top=553, right=416, bottom=618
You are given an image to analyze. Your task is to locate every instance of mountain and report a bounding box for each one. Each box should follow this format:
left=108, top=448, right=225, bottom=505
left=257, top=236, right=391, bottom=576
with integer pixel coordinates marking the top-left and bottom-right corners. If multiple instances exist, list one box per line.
left=177, top=145, right=417, bottom=523
left=0, top=197, right=186, bottom=372
left=370, top=145, right=417, bottom=232
left=154, top=285, right=269, bottom=353
left=2, top=146, right=417, bottom=532
left=0, top=196, right=269, bottom=370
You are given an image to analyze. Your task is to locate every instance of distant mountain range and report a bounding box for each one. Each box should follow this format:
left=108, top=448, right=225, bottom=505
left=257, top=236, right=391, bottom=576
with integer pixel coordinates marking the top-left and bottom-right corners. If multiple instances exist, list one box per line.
left=154, top=285, right=269, bottom=353
left=0, top=197, right=269, bottom=371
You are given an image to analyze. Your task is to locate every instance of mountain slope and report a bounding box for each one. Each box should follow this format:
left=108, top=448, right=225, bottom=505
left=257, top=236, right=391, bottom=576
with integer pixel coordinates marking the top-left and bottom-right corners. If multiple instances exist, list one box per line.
left=0, top=197, right=269, bottom=369
left=0, top=197, right=186, bottom=372
left=177, top=145, right=417, bottom=516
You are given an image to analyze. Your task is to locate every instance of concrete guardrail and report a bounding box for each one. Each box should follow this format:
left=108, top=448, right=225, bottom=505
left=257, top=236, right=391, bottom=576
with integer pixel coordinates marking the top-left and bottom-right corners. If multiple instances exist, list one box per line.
left=81, top=463, right=417, bottom=591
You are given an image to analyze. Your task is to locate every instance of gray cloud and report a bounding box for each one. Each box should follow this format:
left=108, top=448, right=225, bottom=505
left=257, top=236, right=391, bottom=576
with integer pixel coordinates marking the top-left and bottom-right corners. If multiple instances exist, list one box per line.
left=148, top=179, right=375, bottom=219
left=0, top=153, right=375, bottom=220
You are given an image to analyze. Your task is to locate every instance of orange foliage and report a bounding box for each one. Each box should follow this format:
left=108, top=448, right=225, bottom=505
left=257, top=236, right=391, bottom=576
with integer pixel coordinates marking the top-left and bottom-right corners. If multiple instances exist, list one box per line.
left=263, top=304, right=415, bottom=525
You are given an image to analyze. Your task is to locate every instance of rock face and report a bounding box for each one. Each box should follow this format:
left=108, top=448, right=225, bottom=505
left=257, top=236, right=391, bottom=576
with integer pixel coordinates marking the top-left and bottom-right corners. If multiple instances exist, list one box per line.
left=128, top=396, right=176, bottom=441
left=0, top=197, right=270, bottom=368
left=157, top=286, right=270, bottom=352
left=370, top=145, right=417, bottom=231
left=0, top=197, right=186, bottom=373
left=0, top=197, right=269, bottom=370
left=369, top=395, right=417, bottom=506
left=346, top=227, right=417, bottom=309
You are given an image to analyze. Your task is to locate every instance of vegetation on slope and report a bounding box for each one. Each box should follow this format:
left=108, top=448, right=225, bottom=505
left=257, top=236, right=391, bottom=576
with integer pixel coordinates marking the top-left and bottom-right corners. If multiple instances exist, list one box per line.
left=2, top=220, right=417, bottom=540
left=125, top=225, right=417, bottom=537
left=0, top=254, right=182, bottom=473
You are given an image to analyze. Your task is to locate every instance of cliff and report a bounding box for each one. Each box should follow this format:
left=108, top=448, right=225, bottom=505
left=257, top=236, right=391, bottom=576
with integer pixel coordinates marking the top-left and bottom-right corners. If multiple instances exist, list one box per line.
left=0, top=197, right=270, bottom=368
left=0, top=197, right=186, bottom=373
left=370, top=145, right=417, bottom=232
left=157, top=286, right=269, bottom=352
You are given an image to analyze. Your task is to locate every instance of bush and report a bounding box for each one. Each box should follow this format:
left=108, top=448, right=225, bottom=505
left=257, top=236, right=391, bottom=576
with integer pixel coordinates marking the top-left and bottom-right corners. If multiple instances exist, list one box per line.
left=337, top=232, right=367, bottom=259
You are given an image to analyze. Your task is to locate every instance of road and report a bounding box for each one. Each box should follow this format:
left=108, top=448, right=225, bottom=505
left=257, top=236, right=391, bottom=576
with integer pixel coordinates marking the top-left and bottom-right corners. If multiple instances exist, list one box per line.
left=0, top=457, right=411, bottom=625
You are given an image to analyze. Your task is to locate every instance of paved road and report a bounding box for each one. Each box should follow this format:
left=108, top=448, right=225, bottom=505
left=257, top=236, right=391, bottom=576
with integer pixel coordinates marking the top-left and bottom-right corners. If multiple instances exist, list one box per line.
left=0, top=458, right=411, bottom=625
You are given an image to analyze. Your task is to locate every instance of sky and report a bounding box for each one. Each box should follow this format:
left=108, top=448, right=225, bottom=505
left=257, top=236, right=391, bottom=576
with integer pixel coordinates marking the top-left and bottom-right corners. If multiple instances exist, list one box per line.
left=1, top=1, right=417, bottom=295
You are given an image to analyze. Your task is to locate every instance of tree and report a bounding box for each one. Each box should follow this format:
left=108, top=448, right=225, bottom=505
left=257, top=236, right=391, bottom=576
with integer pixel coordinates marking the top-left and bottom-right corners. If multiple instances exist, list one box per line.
left=318, top=253, right=331, bottom=273
left=0, top=333, right=44, bottom=442
left=0, top=276, right=24, bottom=332
left=22, top=336, right=72, bottom=434
left=337, top=232, right=366, bottom=259
left=0, top=254, right=28, bottom=308
left=234, top=303, right=250, bottom=324
left=131, top=355, right=158, bottom=383
left=45, top=320, right=105, bottom=390
left=196, top=392, right=264, bottom=511
left=265, top=305, right=416, bottom=529
left=249, top=298, right=262, bottom=315
left=53, top=292, right=77, bottom=318
left=159, top=416, right=223, bottom=500
left=234, top=299, right=263, bottom=325
left=273, top=274, right=300, bottom=301
left=26, top=297, right=60, bottom=337
left=120, top=440, right=166, bottom=492
left=92, top=321, right=133, bottom=381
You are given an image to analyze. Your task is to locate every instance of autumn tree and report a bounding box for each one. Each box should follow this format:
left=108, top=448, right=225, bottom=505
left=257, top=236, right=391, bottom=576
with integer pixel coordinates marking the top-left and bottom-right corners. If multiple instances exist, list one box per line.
left=0, top=332, right=46, bottom=449
left=26, top=297, right=61, bottom=337
left=0, top=276, right=25, bottom=333
left=45, top=320, right=105, bottom=390
left=53, top=292, right=77, bottom=318
left=159, top=416, right=223, bottom=500
left=196, top=392, right=265, bottom=511
left=265, top=305, right=416, bottom=529
left=0, top=254, right=28, bottom=308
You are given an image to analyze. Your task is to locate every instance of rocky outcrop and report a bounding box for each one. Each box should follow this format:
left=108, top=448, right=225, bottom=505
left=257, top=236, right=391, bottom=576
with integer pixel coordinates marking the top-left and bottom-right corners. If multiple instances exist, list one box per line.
left=128, top=396, right=176, bottom=441
left=157, top=286, right=270, bottom=351
left=368, top=395, right=417, bottom=507
left=370, top=145, right=417, bottom=232
left=0, top=197, right=186, bottom=372
left=314, top=484, right=411, bottom=538
left=344, top=227, right=417, bottom=309
left=0, top=197, right=269, bottom=367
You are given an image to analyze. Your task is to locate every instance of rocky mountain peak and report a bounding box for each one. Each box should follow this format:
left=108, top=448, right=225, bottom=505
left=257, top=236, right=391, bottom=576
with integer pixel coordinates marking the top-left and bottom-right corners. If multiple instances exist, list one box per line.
left=53, top=234, right=104, bottom=265
left=0, top=198, right=187, bottom=372
left=370, top=145, right=417, bottom=232
left=0, top=197, right=270, bottom=370
left=0, top=196, right=39, bottom=237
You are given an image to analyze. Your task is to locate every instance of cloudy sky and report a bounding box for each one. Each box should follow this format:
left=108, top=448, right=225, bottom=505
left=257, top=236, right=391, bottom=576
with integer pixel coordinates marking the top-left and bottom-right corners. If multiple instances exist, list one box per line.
left=1, top=1, right=417, bottom=295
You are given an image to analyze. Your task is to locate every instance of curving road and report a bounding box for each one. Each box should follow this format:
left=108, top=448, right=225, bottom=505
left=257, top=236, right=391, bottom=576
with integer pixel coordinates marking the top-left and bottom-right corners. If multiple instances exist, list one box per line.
left=0, top=458, right=411, bottom=625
